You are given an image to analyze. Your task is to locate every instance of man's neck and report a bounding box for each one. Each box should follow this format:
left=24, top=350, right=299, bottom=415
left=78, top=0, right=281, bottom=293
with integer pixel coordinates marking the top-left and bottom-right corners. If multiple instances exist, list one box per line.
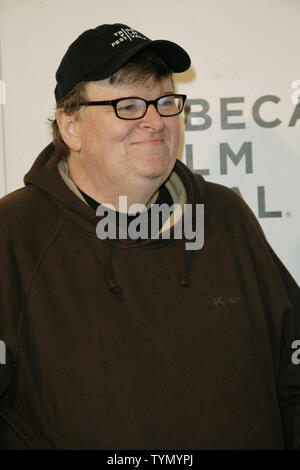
left=67, top=155, right=162, bottom=212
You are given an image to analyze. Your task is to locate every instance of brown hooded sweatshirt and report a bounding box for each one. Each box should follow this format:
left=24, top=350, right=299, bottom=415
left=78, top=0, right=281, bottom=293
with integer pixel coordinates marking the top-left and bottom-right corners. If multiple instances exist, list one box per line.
left=0, top=142, right=299, bottom=450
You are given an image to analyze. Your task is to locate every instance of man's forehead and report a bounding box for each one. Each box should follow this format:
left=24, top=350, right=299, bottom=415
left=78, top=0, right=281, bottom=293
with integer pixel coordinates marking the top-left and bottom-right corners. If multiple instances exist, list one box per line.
left=85, top=76, right=174, bottom=98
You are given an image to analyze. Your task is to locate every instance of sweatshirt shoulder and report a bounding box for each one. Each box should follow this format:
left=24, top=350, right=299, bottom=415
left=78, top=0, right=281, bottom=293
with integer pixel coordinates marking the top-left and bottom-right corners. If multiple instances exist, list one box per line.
left=0, top=185, right=64, bottom=236
left=197, top=177, right=267, bottom=241
left=202, top=179, right=250, bottom=215
left=0, top=185, right=41, bottom=212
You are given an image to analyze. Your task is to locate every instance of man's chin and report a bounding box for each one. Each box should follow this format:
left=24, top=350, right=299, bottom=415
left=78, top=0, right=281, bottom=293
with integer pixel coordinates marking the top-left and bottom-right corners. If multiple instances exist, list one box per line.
left=136, top=154, right=174, bottom=179
left=138, top=164, right=170, bottom=180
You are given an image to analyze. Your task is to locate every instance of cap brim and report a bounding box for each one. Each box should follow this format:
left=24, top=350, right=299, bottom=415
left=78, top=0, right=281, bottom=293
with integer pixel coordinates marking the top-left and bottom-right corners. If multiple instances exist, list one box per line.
left=147, top=40, right=191, bottom=73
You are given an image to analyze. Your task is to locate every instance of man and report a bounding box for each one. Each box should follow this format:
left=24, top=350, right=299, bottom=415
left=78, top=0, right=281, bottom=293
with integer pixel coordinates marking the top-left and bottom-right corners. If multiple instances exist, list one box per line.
left=0, top=23, right=299, bottom=450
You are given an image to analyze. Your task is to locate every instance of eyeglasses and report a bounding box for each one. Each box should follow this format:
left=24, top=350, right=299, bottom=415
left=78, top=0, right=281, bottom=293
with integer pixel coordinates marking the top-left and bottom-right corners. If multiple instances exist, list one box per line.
left=78, top=94, right=187, bottom=120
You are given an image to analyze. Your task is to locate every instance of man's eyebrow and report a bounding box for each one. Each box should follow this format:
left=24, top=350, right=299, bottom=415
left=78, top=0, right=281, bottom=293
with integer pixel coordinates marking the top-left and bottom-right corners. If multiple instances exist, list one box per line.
left=107, top=92, right=177, bottom=100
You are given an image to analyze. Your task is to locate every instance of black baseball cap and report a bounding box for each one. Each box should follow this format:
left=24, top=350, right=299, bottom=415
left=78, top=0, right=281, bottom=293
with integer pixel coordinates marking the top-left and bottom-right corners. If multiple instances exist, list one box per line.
left=55, top=23, right=191, bottom=102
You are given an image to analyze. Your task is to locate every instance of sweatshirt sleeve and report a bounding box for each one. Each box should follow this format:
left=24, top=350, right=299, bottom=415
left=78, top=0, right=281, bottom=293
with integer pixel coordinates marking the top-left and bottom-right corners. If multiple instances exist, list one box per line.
left=0, top=237, right=22, bottom=400
left=0, top=199, right=24, bottom=405
left=268, top=246, right=300, bottom=449
left=238, top=195, right=300, bottom=449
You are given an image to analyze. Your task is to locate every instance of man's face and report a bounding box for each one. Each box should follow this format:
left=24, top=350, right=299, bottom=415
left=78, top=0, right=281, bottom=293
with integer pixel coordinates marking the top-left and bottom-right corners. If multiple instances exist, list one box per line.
left=74, top=76, right=180, bottom=191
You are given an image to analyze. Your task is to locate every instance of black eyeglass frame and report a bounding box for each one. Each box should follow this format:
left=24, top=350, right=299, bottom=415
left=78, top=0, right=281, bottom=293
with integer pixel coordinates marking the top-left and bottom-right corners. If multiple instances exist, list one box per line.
left=78, top=93, right=187, bottom=120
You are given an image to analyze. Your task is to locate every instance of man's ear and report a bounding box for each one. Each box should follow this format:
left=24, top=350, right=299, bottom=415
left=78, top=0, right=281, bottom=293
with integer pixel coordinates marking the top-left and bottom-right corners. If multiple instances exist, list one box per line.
left=56, top=108, right=82, bottom=152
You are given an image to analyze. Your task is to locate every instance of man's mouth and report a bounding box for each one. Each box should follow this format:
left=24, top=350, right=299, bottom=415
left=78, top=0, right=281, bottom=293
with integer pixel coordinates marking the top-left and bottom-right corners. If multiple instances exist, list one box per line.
left=132, top=139, right=164, bottom=145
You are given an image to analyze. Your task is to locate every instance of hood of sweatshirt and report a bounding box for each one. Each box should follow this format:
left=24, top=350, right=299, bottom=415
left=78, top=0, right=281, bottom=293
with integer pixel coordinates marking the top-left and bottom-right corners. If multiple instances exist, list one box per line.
left=24, top=142, right=205, bottom=293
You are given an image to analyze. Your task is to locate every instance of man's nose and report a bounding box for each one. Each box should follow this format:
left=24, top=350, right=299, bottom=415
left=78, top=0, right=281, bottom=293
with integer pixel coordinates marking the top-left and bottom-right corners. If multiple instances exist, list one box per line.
left=139, top=104, right=165, bottom=131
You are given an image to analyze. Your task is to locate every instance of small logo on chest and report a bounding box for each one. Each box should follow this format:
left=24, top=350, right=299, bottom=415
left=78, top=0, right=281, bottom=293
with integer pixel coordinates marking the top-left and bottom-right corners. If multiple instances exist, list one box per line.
left=212, top=296, right=242, bottom=307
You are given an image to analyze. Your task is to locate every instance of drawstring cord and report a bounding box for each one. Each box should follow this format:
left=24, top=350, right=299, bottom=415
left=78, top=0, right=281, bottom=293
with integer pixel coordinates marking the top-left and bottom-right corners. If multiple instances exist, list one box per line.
left=176, top=237, right=189, bottom=287
left=103, top=238, right=120, bottom=294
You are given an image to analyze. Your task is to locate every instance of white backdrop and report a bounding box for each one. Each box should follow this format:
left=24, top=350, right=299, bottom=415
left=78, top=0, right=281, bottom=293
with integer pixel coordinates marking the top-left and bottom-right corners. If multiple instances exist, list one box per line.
left=0, top=0, right=299, bottom=284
